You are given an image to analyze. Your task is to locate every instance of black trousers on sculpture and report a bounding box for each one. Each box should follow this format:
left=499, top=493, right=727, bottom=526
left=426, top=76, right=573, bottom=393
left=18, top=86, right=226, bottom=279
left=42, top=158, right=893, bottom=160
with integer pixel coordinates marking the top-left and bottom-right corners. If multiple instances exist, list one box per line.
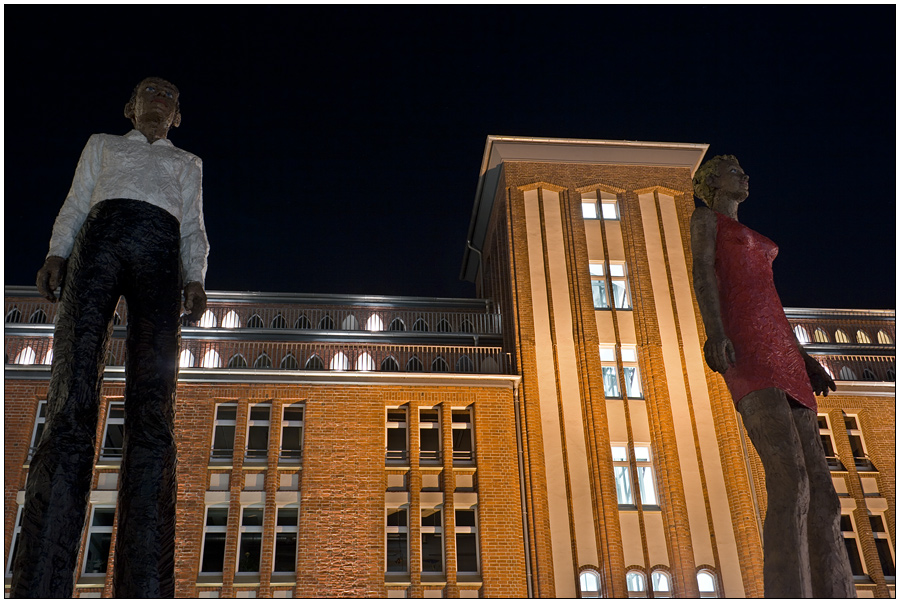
left=11, top=199, right=182, bottom=598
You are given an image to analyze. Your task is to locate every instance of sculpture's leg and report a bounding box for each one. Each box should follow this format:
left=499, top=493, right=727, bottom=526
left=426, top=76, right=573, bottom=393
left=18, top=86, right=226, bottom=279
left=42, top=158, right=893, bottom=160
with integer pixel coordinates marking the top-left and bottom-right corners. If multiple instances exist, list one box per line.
left=10, top=209, right=122, bottom=598
left=738, top=388, right=812, bottom=598
left=791, top=405, right=857, bottom=597
left=111, top=201, right=182, bottom=598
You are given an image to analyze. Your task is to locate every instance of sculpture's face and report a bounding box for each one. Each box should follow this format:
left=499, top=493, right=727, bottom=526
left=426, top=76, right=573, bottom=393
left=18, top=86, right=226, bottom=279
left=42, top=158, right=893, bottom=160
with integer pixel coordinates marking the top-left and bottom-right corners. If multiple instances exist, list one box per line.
left=710, top=159, right=749, bottom=204
left=132, top=78, right=180, bottom=129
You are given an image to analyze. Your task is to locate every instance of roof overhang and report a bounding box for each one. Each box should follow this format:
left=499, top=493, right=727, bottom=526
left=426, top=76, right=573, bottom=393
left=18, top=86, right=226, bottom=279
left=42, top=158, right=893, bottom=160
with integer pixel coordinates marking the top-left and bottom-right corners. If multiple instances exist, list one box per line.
left=460, top=135, right=710, bottom=282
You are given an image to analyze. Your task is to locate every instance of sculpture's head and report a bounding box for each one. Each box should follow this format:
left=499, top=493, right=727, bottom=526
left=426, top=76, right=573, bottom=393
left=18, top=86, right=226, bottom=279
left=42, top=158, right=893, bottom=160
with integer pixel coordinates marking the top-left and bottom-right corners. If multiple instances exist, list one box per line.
left=124, top=77, right=181, bottom=131
left=693, top=155, right=749, bottom=209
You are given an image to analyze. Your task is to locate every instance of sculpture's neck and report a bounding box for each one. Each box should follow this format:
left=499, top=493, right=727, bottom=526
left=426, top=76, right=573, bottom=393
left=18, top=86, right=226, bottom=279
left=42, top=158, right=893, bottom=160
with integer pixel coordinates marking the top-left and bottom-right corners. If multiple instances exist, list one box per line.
left=711, top=196, right=740, bottom=221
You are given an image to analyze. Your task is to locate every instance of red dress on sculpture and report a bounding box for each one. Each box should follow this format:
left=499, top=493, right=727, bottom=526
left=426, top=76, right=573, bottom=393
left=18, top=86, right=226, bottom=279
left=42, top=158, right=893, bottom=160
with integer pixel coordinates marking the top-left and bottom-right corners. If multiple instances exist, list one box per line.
left=714, top=212, right=817, bottom=411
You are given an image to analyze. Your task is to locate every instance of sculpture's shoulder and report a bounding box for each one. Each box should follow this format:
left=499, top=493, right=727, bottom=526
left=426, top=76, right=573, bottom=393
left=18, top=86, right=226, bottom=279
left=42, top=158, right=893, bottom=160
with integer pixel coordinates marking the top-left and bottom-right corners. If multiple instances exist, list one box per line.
left=691, top=204, right=716, bottom=226
left=169, top=144, right=202, bottom=168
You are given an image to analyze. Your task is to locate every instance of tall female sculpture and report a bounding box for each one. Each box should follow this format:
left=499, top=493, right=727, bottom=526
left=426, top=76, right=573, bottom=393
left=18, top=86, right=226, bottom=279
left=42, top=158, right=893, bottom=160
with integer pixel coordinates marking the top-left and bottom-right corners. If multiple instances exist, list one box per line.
left=691, top=155, right=854, bottom=598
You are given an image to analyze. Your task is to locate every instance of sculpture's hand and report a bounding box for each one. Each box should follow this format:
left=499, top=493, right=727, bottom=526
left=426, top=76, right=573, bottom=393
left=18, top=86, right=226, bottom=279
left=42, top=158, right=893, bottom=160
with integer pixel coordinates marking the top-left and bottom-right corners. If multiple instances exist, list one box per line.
left=183, top=281, right=207, bottom=322
left=704, top=335, right=736, bottom=374
left=36, top=256, right=67, bottom=302
left=805, top=356, right=837, bottom=397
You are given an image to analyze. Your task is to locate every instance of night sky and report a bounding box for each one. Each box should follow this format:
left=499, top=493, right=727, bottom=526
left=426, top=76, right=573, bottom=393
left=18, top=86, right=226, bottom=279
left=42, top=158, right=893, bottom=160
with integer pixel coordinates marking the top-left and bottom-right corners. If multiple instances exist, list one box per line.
left=4, top=7, right=895, bottom=310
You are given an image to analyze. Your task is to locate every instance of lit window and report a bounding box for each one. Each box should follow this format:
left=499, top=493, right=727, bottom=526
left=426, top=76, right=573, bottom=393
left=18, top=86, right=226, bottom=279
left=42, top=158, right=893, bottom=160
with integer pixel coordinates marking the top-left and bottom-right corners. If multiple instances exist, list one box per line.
left=247, top=314, right=264, bottom=328
left=697, top=570, right=718, bottom=597
left=237, top=507, right=264, bottom=573
left=590, top=263, right=609, bottom=309
left=600, top=346, right=620, bottom=398
left=386, top=407, right=408, bottom=463
left=877, top=330, right=893, bottom=344
left=609, top=263, right=631, bottom=309
left=100, top=401, right=125, bottom=460
left=201, top=349, right=221, bottom=368
left=612, top=445, right=632, bottom=505
left=271, top=314, right=287, bottom=329
left=5, top=506, right=23, bottom=577
left=342, top=314, right=359, bottom=330
left=652, top=570, right=672, bottom=598
left=421, top=508, right=443, bottom=573
left=200, top=506, right=229, bottom=573
left=582, top=201, right=598, bottom=219
left=601, top=200, right=619, bottom=220
left=835, top=329, right=850, bottom=343
left=633, top=446, right=657, bottom=506
left=221, top=311, right=240, bottom=329
left=626, top=570, right=646, bottom=597
left=793, top=325, right=810, bottom=344
left=273, top=507, right=299, bottom=573
left=280, top=404, right=304, bottom=459
left=386, top=507, right=409, bottom=573
left=844, top=415, right=873, bottom=470
left=817, top=415, right=843, bottom=470
left=228, top=354, right=248, bottom=368
left=621, top=347, right=643, bottom=399
left=420, top=408, right=441, bottom=464
left=42, top=349, right=53, bottom=365
left=211, top=403, right=237, bottom=460
left=83, top=506, right=116, bottom=575
left=856, top=330, right=871, bottom=344
left=199, top=310, right=217, bottom=328
left=841, top=515, right=867, bottom=577
left=254, top=353, right=272, bottom=368
left=14, top=346, right=36, bottom=365
left=356, top=352, right=375, bottom=371
left=455, top=508, right=479, bottom=574
left=870, top=514, right=895, bottom=578
left=330, top=352, right=349, bottom=371
left=814, top=328, right=829, bottom=343
left=452, top=408, right=475, bottom=463
left=366, top=314, right=384, bottom=331
left=26, top=400, right=48, bottom=462
left=579, top=570, right=601, bottom=598
left=246, top=405, right=271, bottom=459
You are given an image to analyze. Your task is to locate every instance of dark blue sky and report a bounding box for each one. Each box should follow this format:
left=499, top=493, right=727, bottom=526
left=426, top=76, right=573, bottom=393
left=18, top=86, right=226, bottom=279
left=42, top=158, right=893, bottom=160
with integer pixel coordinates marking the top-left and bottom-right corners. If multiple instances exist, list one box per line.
left=4, top=7, right=895, bottom=309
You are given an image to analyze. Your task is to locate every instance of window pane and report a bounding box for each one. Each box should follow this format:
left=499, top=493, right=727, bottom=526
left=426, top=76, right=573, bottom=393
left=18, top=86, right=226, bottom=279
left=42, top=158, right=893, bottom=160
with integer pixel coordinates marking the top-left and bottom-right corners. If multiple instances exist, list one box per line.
left=92, top=508, right=116, bottom=526
left=213, top=426, right=235, bottom=453
left=421, top=509, right=442, bottom=527
left=581, top=570, right=599, bottom=591
left=652, top=571, right=669, bottom=591
left=637, top=466, right=657, bottom=505
left=620, top=348, right=636, bottom=362
left=626, top=571, right=645, bottom=592
left=875, top=538, right=895, bottom=577
left=592, top=280, right=609, bottom=309
left=84, top=533, right=112, bottom=574
left=247, top=426, right=269, bottom=456
left=456, top=533, right=478, bottom=572
left=601, top=201, right=618, bottom=220
left=456, top=510, right=476, bottom=527
left=844, top=538, right=865, bottom=575
left=612, top=280, right=630, bottom=308
left=242, top=508, right=264, bottom=526
left=633, top=447, right=650, bottom=462
left=870, top=516, right=886, bottom=532
left=387, top=533, right=408, bottom=572
left=582, top=202, right=598, bottom=219
left=102, top=424, right=124, bottom=455
left=623, top=366, right=642, bottom=398
left=453, top=429, right=473, bottom=455
left=589, top=263, right=604, bottom=276
left=603, top=366, right=620, bottom=397
left=201, top=532, right=226, bottom=572
left=238, top=533, right=262, bottom=572
left=250, top=406, right=270, bottom=421
left=611, top=446, right=628, bottom=462
left=281, top=426, right=302, bottom=453
left=614, top=466, right=632, bottom=504
left=697, top=572, right=715, bottom=592
left=387, top=509, right=407, bottom=527
left=421, top=533, right=443, bottom=572
left=599, top=347, right=616, bottom=362
left=277, top=508, right=298, bottom=526
left=273, top=533, right=297, bottom=572
left=387, top=409, right=406, bottom=423
left=609, top=264, right=625, bottom=277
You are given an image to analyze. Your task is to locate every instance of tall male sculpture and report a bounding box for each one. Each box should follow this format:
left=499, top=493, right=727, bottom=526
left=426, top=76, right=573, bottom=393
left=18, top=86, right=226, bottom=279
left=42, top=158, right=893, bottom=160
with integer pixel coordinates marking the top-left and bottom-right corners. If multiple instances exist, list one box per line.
left=690, top=155, right=854, bottom=598
left=11, top=77, right=209, bottom=598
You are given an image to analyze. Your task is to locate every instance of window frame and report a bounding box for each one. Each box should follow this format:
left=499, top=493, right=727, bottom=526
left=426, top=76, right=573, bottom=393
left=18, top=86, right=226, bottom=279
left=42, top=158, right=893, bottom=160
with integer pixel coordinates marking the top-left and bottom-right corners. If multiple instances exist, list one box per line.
left=420, top=507, right=444, bottom=574
left=245, top=404, right=272, bottom=460
left=451, top=407, right=475, bottom=464
left=5, top=506, right=23, bottom=577
left=280, top=403, right=304, bottom=460
left=272, top=505, right=300, bottom=574
left=816, top=414, right=844, bottom=471
left=697, top=569, right=718, bottom=598
left=455, top=506, right=480, bottom=575
left=841, top=513, right=868, bottom=578
left=99, top=400, right=125, bottom=461
left=26, top=400, right=48, bottom=463
left=236, top=506, right=265, bottom=574
left=386, top=407, right=409, bottom=464
left=626, top=569, right=647, bottom=597
left=869, top=512, right=895, bottom=579
left=211, top=402, right=238, bottom=460
left=611, top=444, right=633, bottom=506
left=199, top=505, right=230, bottom=574
left=81, top=505, right=116, bottom=576
left=579, top=569, right=601, bottom=598
left=844, top=414, right=873, bottom=470
left=385, top=505, right=410, bottom=574
left=419, top=407, right=442, bottom=465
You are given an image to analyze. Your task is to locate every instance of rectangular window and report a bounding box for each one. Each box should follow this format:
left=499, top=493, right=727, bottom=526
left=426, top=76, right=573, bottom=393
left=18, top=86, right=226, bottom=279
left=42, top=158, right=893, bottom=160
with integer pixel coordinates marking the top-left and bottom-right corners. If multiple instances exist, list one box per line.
left=581, top=192, right=619, bottom=221
left=386, top=507, right=409, bottom=573
left=455, top=508, right=479, bottom=574
left=600, top=346, right=620, bottom=398
left=27, top=400, right=47, bottom=462
left=420, top=408, right=441, bottom=464
left=609, top=263, right=631, bottom=309
left=82, top=506, right=116, bottom=575
left=611, top=445, right=632, bottom=505
left=601, top=199, right=619, bottom=220
left=844, top=415, right=873, bottom=470
left=582, top=201, right=598, bottom=219
left=273, top=507, right=299, bottom=573
left=421, top=508, right=444, bottom=573
left=200, top=506, right=229, bottom=573
left=633, top=446, right=658, bottom=506
left=620, top=347, right=643, bottom=399
left=841, top=514, right=867, bottom=577
left=590, top=263, right=609, bottom=309
left=246, top=404, right=271, bottom=459
left=100, top=401, right=125, bottom=460
left=280, top=404, right=304, bottom=459
left=5, top=506, right=23, bottom=576
left=238, top=507, right=264, bottom=573
left=817, top=415, right=843, bottom=470
left=386, top=407, right=408, bottom=463
left=211, top=403, right=237, bottom=460
left=870, top=514, right=895, bottom=578
left=452, top=409, right=474, bottom=463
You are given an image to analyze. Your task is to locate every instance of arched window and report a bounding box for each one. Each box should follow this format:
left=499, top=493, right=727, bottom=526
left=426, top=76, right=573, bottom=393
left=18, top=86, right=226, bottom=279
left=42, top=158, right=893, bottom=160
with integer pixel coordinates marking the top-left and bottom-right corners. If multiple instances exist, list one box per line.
left=294, top=315, right=311, bottom=329
left=406, top=356, right=424, bottom=372
left=481, top=357, right=499, bottom=373
left=412, top=318, right=429, bottom=332
left=839, top=366, right=857, bottom=380
left=887, top=368, right=896, bottom=382
left=835, top=329, right=850, bottom=343
left=877, top=330, right=893, bottom=344
left=579, top=570, right=600, bottom=598
left=253, top=353, right=272, bottom=368
left=380, top=356, right=400, bottom=372
left=388, top=318, right=406, bottom=332
left=227, top=354, right=248, bottom=368
left=793, top=325, right=810, bottom=344
left=814, top=328, right=829, bottom=343
left=107, top=349, right=118, bottom=366
left=856, top=330, right=871, bottom=344
left=431, top=357, right=450, bottom=372
left=459, top=319, right=474, bottom=333
left=201, top=349, right=221, bottom=368
left=247, top=314, right=264, bottom=328
left=365, top=314, right=384, bottom=332
left=862, top=367, right=877, bottom=381
left=436, top=319, right=452, bottom=333
left=456, top=355, right=474, bottom=373
left=29, top=309, right=48, bottom=324
left=356, top=352, right=375, bottom=371
left=179, top=349, right=195, bottom=368
left=626, top=570, right=647, bottom=597
left=651, top=570, right=672, bottom=597
left=5, top=307, right=21, bottom=323
left=330, top=352, right=349, bottom=371
left=341, top=314, right=359, bottom=330
left=280, top=353, right=299, bottom=370
left=14, top=347, right=36, bottom=365
left=305, top=355, right=324, bottom=370
left=697, top=570, right=718, bottom=597
left=271, top=314, right=287, bottom=329
left=199, top=310, right=217, bottom=328
left=42, top=349, right=54, bottom=365
left=221, top=311, right=241, bottom=329
left=113, top=312, right=122, bottom=326
left=318, top=315, right=334, bottom=330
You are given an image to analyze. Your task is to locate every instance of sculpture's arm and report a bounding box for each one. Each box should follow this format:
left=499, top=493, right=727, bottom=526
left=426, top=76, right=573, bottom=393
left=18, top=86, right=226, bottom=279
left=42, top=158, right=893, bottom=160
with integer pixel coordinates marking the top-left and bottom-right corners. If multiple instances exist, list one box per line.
left=690, top=206, right=735, bottom=373
left=180, top=156, right=209, bottom=321
left=794, top=336, right=837, bottom=397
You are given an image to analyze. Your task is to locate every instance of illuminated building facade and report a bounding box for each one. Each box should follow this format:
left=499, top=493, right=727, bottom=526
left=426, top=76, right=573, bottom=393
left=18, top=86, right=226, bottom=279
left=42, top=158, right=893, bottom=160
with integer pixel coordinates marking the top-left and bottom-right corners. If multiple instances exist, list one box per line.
left=4, top=137, right=895, bottom=597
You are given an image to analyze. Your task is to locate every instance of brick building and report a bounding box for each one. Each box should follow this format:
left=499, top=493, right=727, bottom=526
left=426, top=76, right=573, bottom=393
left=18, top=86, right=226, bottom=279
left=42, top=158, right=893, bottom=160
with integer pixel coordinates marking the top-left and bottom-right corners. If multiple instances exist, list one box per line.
left=4, top=136, right=895, bottom=597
